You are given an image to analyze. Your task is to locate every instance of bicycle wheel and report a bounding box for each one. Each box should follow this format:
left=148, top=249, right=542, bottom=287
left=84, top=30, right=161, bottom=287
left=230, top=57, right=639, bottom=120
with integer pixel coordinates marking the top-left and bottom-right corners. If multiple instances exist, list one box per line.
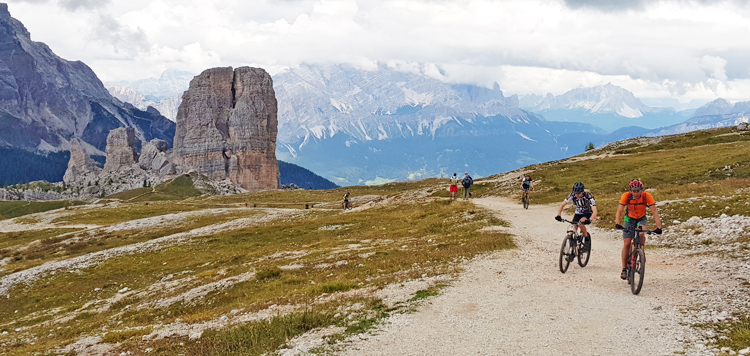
left=577, top=236, right=590, bottom=267
left=559, top=236, right=573, bottom=273
left=630, top=249, right=646, bottom=295
left=523, top=195, right=529, bottom=209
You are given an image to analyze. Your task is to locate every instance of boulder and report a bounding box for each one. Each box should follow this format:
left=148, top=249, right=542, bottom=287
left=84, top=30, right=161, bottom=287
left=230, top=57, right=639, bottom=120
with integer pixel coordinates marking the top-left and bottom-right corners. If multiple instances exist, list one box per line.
left=138, top=139, right=173, bottom=174
left=173, top=67, right=279, bottom=191
left=737, top=122, right=750, bottom=131
left=63, top=138, right=102, bottom=184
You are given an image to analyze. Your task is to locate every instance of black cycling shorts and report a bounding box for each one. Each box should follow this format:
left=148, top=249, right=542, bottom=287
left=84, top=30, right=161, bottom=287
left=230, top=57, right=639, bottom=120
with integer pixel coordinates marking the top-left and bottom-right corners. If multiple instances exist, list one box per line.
left=522, top=184, right=530, bottom=191
left=572, top=212, right=592, bottom=223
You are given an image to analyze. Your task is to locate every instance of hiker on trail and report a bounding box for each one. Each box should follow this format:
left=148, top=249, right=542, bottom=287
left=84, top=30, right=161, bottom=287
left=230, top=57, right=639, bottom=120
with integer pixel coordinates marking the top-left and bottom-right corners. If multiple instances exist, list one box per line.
left=462, top=172, right=473, bottom=200
left=449, top=173, right=459, bottom=200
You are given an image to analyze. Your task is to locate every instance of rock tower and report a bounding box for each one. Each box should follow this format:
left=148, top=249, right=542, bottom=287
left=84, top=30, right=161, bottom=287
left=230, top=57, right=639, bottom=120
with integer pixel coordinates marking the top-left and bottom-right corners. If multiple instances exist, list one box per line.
left=173, top=67, right=279, bottom=191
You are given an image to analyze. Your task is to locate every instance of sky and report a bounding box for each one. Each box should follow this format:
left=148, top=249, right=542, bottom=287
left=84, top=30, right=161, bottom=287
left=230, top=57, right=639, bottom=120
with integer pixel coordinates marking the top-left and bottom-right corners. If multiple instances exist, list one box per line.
left=6, top=0, right=750, bottom=105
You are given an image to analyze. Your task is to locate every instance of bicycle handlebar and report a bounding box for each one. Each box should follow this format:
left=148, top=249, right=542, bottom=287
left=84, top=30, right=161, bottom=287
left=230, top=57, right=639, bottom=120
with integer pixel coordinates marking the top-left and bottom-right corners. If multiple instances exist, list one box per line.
left=558, top=218, right=587, bottom=225
left=617, top=226, right=657, bottom=234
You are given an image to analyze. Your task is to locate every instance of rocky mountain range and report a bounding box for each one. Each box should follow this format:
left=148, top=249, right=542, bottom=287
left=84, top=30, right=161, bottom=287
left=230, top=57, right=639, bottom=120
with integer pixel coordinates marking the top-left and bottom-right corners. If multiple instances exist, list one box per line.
left=270, top=63, right=605, bottom=185
left=107, top=86, right=181, bottom=121
left=0, top=3, right=175, bottom=161
left=518, top=83, right=690, bottom=132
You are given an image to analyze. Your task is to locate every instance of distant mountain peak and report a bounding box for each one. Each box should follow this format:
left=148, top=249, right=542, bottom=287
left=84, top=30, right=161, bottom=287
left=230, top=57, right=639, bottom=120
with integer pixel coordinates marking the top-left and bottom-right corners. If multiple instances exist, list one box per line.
left=519, top=83, right=649, bottom=118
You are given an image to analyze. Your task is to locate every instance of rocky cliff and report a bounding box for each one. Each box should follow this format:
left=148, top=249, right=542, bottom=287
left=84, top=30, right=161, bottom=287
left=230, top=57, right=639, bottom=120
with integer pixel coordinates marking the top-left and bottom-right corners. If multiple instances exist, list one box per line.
left=173, top=67, right=279, bottom=191
left=0, top=3, right=175, bottom=155
left=62, top=138, right=101, bottom=185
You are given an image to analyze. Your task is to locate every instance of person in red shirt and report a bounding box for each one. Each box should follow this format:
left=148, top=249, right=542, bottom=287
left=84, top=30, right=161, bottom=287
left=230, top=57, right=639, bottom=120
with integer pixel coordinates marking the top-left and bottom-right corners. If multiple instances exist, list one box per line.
left=614, top=179, right=662, bottom=280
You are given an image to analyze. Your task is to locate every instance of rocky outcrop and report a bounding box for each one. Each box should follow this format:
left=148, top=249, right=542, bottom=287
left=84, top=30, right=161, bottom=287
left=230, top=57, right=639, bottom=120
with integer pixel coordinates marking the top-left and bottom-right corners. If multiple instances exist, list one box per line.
left=0, top=3, right=175, bottom=156
left=173, top=67, right=279, bottom=191
left=139, top=139, right=175, bottom=175
left=62, top=139, right=101, bottom=185
left=102, top=128, right=138, bottom=172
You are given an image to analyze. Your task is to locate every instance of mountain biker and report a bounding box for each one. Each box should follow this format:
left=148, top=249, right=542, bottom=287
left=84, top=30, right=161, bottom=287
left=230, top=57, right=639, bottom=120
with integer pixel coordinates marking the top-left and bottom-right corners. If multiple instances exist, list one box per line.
left=521, top=174, right=534, bottom=200
left=555, top=182, right=597, bottom=252
left=615, top=179, right=662, bottom=280
left=462, top=172, right=473, bottom=200
left=343, top=192, right=350, bottom=209
left=449, top=173, right=459, bottom=200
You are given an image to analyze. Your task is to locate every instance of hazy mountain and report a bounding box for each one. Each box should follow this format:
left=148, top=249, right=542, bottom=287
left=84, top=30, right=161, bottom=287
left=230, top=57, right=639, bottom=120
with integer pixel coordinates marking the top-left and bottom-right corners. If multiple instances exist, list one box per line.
left=0, top=4, right=175, bottom=156
left=107, top=86, right=180, bottom=121
left=104, top=69, right=193, bottom=100
left=272, top=63, right=603, bottom=185
left=519, top=83, right=688, bottom=132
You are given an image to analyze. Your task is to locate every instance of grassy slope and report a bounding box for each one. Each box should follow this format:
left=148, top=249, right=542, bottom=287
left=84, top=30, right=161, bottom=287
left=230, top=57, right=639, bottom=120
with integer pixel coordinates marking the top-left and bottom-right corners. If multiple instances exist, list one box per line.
left=0, top=184, right=511, bottom=355
left=478, top=127, right=750, bottom=227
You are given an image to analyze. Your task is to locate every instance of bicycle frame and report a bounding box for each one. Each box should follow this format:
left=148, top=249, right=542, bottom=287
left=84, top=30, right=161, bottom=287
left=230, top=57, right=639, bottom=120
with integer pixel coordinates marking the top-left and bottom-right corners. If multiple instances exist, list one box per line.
left=619, top=226, right=655, bottom=294
left=558, top=218, right=590, bottom=272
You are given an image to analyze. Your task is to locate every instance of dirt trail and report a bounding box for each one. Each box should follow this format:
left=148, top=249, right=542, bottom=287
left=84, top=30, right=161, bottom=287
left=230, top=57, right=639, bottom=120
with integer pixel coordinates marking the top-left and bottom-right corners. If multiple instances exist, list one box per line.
left=341, top=197, right=699, bottom=355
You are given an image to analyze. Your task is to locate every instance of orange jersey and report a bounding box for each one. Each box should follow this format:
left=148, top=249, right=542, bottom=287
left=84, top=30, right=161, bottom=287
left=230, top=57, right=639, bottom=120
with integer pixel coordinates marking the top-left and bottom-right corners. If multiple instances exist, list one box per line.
left=619, top=192, right=656, bottom=219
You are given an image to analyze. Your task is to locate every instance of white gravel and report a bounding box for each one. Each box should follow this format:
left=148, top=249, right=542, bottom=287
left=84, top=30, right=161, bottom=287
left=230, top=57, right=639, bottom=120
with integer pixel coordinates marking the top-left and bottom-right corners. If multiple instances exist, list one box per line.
left=339, top=197, right=701, bottom=355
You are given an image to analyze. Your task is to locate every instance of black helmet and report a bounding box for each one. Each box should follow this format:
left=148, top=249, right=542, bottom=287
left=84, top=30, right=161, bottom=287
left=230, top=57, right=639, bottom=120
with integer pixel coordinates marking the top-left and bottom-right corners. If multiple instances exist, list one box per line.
left=572, top=182, right=585, bottom=194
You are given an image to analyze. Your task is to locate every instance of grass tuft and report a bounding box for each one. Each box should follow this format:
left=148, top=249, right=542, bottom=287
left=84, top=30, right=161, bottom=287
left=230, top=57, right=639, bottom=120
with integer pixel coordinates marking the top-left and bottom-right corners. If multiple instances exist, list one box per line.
left=256, top=266, right=282, bottom=281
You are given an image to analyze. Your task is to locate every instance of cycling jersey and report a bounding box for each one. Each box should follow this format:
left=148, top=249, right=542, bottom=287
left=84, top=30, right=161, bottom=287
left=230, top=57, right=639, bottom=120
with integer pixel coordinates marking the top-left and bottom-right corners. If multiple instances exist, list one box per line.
left=619, top=192, right=655, bottom=219
left=564, top=192, right=596, bottom=214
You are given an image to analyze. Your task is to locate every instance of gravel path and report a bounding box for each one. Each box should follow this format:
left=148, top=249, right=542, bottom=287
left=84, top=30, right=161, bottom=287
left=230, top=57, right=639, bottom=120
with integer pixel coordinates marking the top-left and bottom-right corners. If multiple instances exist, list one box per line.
left=341, top=197, right=698, bottom=355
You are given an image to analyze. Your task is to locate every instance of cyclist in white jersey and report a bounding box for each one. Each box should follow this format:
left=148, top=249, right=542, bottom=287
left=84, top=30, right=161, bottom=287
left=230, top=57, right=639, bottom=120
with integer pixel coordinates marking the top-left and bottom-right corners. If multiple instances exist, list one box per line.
left=555, top=182, right=597, bottom=252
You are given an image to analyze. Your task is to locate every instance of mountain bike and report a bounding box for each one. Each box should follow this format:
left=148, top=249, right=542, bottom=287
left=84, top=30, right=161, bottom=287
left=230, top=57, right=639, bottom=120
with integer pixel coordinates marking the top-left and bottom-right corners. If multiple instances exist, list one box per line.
left=618, top=225, right=656, bottom=295
left=558, top=218, right=591, bottom=273
left=342, top=200, right=352, bottom=210
left=522, top=189, right=530, bottom=209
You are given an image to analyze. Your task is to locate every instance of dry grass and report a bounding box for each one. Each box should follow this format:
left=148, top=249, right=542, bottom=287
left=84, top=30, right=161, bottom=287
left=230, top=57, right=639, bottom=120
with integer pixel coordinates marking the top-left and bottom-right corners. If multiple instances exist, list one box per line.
left=0, top=195, right=512, bottom=355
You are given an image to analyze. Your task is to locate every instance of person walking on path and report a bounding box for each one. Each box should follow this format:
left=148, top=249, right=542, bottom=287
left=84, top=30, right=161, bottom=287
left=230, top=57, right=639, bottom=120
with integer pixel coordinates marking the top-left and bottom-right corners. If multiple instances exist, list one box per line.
left=462, top=172, right=473, bottom=200
left=449, top=173, right=459, bottom=200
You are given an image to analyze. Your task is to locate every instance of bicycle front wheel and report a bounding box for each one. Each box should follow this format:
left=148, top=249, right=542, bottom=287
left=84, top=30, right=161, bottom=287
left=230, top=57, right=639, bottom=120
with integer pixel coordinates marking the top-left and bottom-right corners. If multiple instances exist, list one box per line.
left=577, top=237, right=590, bottom=267
left=523, top=196, right=529, bottom=209
left=630, top=249, right=646, bottom=295
left=559, top=236, right=573, bottom=273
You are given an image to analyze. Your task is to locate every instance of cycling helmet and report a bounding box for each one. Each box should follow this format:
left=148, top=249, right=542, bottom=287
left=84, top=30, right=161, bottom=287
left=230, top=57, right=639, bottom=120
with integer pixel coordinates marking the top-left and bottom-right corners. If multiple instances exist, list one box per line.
left=629, top=179, right=643, bottom=191
left=572, top=182, right=585, bottom=194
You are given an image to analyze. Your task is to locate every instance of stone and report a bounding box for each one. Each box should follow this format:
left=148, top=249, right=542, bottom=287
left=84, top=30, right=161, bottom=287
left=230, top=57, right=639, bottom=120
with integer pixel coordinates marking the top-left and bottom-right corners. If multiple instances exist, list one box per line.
left=737, top=122, right=750, bottom=131
left=103, top=128, right=138, bottom=172
left=173, top=67, right=279, bottom=191
left=138, top=139, right=174, bottom=174
left=63, top=138, right=101, bottom=185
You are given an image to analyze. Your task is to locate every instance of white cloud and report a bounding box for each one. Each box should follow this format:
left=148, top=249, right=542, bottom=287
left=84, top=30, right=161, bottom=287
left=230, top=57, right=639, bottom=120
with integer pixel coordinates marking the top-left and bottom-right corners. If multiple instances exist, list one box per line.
left=5, top=0, right=750, bottom=102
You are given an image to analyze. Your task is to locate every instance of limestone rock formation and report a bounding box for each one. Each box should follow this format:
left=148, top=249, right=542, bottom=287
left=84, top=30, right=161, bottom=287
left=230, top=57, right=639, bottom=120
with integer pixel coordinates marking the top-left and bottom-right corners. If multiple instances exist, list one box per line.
left=173, top=67, right=279, bottom=191
left=63, top=139, right=102, bottom=185
left=102, top=128, right=138, bottom=172
left=139, top=139, right=175, bottom=175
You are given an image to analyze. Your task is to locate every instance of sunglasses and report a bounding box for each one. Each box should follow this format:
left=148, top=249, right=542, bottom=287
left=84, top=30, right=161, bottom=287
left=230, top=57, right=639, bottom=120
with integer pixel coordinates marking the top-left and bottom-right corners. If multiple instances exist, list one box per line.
left=630, top=188, right=643, bottom=192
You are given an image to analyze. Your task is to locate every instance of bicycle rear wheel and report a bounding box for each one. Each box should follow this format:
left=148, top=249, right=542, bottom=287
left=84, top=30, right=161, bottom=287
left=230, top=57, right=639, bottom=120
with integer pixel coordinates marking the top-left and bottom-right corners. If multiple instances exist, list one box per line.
left=630, top=249, right=646, bottom=295
left=523, top=195, right=529, bottom=209
left=559, top=236, right=573, bottom=273
left=577, top=237, right=590, bottom=267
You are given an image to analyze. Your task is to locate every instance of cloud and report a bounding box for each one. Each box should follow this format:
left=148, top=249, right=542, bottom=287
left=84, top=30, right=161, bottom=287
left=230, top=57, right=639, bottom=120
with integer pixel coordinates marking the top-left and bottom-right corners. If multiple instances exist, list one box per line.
left=563, top=0, right=750, bottom=12
left=7, top=0, right=750, bottom=102
left=59, top=0, right=109, bottom=11
left=10, top=0, right=109, bottom=11
left=563, top=0, right=648, bottom=11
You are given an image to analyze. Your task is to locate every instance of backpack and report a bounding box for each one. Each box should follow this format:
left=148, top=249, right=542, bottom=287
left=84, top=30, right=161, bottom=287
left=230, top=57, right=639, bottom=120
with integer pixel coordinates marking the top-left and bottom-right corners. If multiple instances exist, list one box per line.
left=462, top=175, right=473, bottom=187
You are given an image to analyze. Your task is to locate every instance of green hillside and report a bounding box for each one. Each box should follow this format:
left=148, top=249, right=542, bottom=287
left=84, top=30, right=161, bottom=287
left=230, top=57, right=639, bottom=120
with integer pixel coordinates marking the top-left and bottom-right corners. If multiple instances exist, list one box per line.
left=3, top=126, right=750, bottom=354
left=477, top=127, right=750, bottom=227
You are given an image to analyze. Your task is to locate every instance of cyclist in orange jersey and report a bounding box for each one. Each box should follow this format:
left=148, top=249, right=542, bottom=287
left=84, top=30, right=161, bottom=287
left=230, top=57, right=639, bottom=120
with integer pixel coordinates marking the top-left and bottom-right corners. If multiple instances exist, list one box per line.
left=614, top=179, right=662, bottom=280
